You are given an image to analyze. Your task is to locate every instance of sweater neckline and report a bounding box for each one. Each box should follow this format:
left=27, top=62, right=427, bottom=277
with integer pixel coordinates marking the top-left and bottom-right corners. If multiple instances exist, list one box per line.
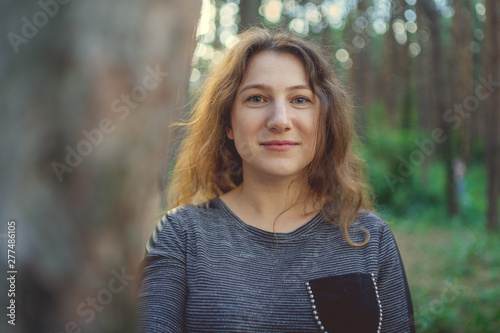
left=213, top=197, right=323, bottom=241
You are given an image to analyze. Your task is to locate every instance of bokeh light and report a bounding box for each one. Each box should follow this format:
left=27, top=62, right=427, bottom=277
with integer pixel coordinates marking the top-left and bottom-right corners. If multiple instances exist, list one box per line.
left=263, top=0, right=283, bottom=23
left=373, top=19, right=388, bottom=35
left=197, top=0, right=216, bottom=36
left=406, top=21, right=417, bottom=34
left=404, top=9, right=417, bottom=22
left=475, top=3, right=486, bottom=16
left=393, top=19, right=407, bottom=45
left=289, top=18, right=309, bottom=35
left=409, top=42, right=421, bottom=57
left=190, top=68, right=201, bottom=82
left=335, top=48, right=349, bottom=62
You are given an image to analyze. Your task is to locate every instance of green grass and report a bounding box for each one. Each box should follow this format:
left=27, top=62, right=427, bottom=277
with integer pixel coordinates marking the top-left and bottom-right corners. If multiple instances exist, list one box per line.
left=392, top=221, right=500, bottom=333
left=384, top=161, right=500, bottom=332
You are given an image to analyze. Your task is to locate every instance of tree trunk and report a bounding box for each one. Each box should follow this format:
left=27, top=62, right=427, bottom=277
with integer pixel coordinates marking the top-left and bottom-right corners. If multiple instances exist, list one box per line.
left=382, top=0, right=406, bottom=128
left=415, top=0, right=432, bottom=132
left=0, top=1, right=202, bottom=332
left=421, top=0, right=459, bottom=216
left=452, top=0, right=474, bottom=162
left=348, top=0, right=370, bottom=139
left=485, top=0, right=500, bottom=230
left=415, top=0, right=434, bottom=186
left=239, top=0, right=262, bottom=31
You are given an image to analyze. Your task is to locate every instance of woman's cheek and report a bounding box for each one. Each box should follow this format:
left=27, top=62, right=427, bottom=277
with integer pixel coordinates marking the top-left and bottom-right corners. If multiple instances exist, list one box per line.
left=235, top=140, right=258, bottom=163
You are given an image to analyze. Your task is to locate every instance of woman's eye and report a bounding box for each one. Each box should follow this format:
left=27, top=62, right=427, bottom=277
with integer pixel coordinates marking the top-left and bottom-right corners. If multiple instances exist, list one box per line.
left=293, top=97, right=310, bottom=104
left=248, top=96, right=264, bottom=103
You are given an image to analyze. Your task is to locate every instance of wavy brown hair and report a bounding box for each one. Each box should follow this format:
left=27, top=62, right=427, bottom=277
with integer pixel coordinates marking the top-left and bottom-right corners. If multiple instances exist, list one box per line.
left=168, top=27, right=374, bottom=246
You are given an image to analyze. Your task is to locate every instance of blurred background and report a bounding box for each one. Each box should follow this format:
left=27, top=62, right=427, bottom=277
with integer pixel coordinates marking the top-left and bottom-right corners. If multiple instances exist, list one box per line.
left=0, top=0, right=498, bottom=332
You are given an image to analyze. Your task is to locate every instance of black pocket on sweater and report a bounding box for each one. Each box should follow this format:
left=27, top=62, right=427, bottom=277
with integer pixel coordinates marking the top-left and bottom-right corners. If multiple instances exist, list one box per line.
left=308, top=273, right=379, bottom=333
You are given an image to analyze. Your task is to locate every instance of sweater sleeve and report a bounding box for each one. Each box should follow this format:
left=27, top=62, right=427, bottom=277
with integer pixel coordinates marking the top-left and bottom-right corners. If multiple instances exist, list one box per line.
left=137, top=214, right=187, bottom=333
left=377, top=223, right=415, bottom=333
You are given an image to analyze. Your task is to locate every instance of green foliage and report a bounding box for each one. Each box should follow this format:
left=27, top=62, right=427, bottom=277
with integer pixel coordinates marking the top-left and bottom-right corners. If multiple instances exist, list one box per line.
left=363, top=102, right=498, bottom=332
left=361, top=101, right=487, bottom=225
left=361, top=102, right=444, bottom=217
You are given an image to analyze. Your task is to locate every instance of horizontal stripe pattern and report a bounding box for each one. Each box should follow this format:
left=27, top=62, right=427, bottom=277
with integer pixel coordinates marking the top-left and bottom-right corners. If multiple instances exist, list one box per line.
left=137, top=198, right=414, bottom=332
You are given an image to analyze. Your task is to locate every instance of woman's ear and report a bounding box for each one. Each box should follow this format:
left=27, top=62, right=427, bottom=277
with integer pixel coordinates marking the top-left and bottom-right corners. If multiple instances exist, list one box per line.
left=226, top=127, right=234, bottom=140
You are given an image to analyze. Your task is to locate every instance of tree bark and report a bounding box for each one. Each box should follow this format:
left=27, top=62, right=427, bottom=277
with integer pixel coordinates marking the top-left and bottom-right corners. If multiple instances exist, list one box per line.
left=0, top=1, right=202, bottom=332
left=239, top=0, right=262, bottom=31
left=421, top=0, right=459, bottom=216
left=347, top=0, right=370, bottom=139
left=382, top=0, right=405, bottom=128
left=485, top=0, right=500, bottom=230
left=452, top=0, right=474, bottom=162
left=414, top=0, right=434, bottom=186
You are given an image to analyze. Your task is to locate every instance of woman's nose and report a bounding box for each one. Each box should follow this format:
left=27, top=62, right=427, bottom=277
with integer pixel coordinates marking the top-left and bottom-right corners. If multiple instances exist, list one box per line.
left=267, top=100, right=292, bottom=132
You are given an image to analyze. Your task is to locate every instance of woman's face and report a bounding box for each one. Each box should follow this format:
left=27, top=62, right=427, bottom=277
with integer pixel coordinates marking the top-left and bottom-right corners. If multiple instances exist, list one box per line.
left=228, top=51, right=320, bottom=182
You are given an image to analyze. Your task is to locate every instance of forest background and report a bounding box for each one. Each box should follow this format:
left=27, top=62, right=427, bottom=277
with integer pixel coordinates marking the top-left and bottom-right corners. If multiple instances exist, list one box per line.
left=0, top=0, right=499, bottom=332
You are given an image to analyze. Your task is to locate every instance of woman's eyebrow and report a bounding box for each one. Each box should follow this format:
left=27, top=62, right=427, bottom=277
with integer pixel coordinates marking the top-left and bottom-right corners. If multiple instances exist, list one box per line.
left=239, top=83, right=269, bottom=93
left=286, top=84, right=312, bottom=91
left=239, top=83, right=312, bottom=93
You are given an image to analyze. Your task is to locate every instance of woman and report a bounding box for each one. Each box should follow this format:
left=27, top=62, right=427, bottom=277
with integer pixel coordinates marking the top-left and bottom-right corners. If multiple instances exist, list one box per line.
left=138, top=28, right=414, bottom=333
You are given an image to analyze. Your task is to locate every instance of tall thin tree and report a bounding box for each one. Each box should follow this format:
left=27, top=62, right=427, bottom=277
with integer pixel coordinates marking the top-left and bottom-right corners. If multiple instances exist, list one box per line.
left=421, top=0, right=459, bottom=216
left=485, top=0, right=500, bottom=230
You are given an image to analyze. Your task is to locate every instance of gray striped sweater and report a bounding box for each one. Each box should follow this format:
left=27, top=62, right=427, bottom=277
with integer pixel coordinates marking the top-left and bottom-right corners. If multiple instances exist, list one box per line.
left=137, top=198, right=414, bottom=332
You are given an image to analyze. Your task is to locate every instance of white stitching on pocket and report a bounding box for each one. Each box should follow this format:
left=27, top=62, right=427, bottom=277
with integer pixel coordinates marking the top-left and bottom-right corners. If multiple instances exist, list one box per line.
left=305, top=281, right=328, bottom=333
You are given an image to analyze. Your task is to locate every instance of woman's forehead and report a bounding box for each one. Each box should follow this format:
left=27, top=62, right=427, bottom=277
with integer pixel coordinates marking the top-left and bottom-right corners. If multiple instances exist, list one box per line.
left=238, top=51, right=310, bottom=90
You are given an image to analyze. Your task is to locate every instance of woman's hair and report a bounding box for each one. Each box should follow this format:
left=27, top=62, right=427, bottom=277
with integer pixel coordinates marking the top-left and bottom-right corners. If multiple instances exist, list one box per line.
left=168, top=27, right=374, bottom=246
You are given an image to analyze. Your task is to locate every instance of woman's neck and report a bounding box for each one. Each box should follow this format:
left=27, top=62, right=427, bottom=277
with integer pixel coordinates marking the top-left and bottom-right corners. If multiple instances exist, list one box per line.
left=220, top=177, right=320, bottom=233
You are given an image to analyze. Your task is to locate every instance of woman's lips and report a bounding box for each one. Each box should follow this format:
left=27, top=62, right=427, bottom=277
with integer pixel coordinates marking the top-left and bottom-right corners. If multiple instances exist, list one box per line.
left=260, top=140, right=299, bottom=151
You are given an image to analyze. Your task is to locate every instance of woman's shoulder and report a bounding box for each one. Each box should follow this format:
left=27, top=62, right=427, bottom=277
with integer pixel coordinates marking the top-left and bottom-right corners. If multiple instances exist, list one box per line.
left=157, top=198, right=226, bottom=233
left=165, top=198, right=222, bottom=222
left=355, top=210, right=388, bottom=229
left=348, top=210, right=396, bottom=244
left=145, top=198, right=221, bottom=254
left=358, top=212, right=405, bottom=258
